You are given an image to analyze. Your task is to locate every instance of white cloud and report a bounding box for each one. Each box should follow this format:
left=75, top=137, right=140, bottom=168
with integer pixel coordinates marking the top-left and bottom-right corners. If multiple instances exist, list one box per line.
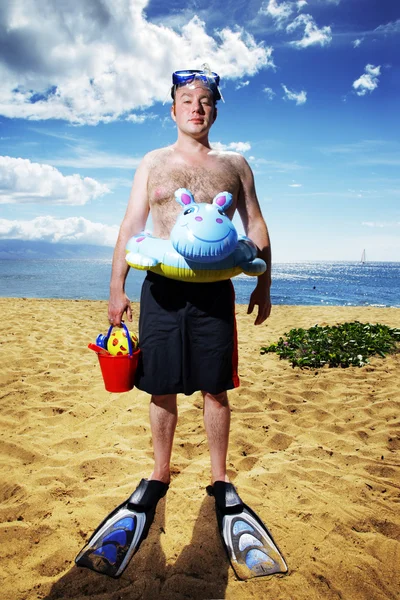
left=353, top=38, right=363, bottom=48
left=0, top=156, right=109, bottom=204
left=125, top=113, right=157, bottom=124
left=357, top=158, right=400, bottom=167
left=352, top=64, right=381, bottom=96
left=0, top=216, right=119, bottom=246
left=235, top=80, right=250, bottom=90
left=374, top=19, right=400, bottom=35
left=297, top=1, right=308, bottom=10
left=289, top=183, right=302, bottom=187
left=249, top=157, right=305, bottom=171
left=211, top=141, right=251, bottom=153
left=43, top=151, right=141, bottom=171
left=102, top=176, right=133, bottom=190
left=319, top=141, right=400, bottom=169
left=260, top=0, right=293, bottom=28
left=0, top=1, right=274, bottom=125
left=287, top=14, right=332, bottom=48
left=263, top=87, right=276, bottom=100
left=362, top=221, right=400, bottom=228
left=319, top=140, right=388, bottom=154
left=282, top=84, right=307, bottom=105
left=25, top=129, right=142, bottom=170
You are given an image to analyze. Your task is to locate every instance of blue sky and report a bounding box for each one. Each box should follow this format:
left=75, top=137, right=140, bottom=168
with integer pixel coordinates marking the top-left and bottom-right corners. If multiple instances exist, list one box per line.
left=0, top=0, right=399, bottom=261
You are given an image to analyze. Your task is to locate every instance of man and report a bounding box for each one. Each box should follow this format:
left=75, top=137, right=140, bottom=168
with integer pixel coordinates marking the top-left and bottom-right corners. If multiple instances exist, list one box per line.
left=76, top=68, right=287, bottom=581
left=108, top=67, right=271, bottom=488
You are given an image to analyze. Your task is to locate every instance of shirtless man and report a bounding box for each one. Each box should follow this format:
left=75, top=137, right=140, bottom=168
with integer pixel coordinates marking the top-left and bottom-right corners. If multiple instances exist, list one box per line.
left=108, top=68, right=271, bottom=488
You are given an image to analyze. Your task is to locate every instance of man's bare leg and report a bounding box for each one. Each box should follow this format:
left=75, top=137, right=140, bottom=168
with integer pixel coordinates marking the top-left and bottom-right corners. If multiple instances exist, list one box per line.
left=202, top=390, right=230, bottom=484
left=149, top=394, right=178, bottom=484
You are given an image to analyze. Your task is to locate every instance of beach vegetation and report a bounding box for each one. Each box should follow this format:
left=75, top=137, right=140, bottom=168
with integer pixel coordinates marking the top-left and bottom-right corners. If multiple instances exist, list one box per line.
left=261, top=321, right=400, bottom=369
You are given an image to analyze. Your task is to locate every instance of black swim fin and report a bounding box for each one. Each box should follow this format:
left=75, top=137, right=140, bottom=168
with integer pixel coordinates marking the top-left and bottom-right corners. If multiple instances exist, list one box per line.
left=207, top=481, right=288, bottom=580
left=75, top=478, right=168, bottom=578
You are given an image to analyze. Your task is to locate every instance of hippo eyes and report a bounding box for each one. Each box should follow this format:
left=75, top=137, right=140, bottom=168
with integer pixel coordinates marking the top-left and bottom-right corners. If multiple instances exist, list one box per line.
left=183, top=206, right=199, bottom=215
left=218, top=209, right=226, bottom=216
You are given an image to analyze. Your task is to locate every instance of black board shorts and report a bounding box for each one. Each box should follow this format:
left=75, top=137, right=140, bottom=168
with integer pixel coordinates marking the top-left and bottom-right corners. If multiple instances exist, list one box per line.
left=135, top=271, right=240, bottom=396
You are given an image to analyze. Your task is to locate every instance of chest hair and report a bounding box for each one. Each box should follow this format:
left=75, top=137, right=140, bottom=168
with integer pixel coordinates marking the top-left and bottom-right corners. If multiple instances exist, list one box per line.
left=147, top=153, right=241, bottom=237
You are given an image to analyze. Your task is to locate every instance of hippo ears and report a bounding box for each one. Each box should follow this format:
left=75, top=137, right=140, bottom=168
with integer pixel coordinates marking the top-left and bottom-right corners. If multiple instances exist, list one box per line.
left=175, top=188, right=196, bottom=207
left=212, top=191, right=233, bottom=212
left=175, top=188, right=233, bottom=211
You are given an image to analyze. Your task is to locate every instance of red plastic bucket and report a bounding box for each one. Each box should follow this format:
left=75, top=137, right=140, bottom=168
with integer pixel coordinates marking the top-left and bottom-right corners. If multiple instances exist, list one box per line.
left=97, top=349, right=141, bottom=393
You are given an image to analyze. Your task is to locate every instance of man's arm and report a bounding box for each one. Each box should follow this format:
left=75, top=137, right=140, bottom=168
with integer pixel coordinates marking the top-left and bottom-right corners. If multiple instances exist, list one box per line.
left=108, top=155, right=151, bottom=326
left=236, top=156, right=272, bottom=325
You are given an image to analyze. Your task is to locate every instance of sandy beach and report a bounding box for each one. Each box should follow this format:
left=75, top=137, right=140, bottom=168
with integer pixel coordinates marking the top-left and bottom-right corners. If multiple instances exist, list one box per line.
left=1, top=297, right=399, bottom=600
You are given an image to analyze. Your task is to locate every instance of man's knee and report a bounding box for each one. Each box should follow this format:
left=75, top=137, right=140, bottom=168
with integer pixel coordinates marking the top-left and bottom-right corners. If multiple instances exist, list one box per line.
left=151, top=394, right=177, bottom=407
left=202, top=390, right=229, bottom=407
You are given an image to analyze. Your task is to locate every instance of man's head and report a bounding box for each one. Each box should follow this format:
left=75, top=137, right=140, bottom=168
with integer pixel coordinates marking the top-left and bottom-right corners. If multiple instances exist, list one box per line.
left=170, top=66, right=222, bottom=139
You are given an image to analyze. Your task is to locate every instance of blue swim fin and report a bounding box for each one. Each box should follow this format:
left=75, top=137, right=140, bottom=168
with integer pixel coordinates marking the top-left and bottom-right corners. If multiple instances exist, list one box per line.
left=75, top=479, right=168, bottom=578
left=207, top=481, right=288, bottom=580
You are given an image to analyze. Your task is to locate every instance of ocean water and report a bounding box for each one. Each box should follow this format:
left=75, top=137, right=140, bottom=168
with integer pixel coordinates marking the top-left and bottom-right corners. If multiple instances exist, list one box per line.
left=1, top=259, right=399, bottom=308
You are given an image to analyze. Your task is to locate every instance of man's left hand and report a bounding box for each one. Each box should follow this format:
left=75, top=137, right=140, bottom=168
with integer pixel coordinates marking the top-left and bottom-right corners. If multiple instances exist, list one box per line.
left=247, top=286, right=271, bottom=325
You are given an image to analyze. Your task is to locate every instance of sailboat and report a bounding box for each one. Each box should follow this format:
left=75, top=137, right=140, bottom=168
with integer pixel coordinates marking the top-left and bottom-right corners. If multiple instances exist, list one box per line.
left=361, top=249, right=366, bottom=264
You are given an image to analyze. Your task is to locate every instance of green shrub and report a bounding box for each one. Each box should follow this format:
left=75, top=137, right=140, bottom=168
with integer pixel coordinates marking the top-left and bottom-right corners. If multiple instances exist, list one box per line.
left=261, top=321, right=400, bottom=369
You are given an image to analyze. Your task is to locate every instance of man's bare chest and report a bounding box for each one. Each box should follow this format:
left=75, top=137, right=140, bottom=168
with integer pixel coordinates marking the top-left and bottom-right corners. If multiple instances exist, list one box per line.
left=148, top=161, right=240, bottom=206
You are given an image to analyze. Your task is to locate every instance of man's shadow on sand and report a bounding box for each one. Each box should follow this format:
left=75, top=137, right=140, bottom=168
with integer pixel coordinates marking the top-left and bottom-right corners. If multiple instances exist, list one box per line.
left=45, top=494, right=229, bottom=600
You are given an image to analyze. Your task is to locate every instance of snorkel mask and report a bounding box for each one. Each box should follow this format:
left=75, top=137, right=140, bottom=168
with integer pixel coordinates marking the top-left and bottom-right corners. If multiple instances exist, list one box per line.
left=171, top=63, right=224, bottom=103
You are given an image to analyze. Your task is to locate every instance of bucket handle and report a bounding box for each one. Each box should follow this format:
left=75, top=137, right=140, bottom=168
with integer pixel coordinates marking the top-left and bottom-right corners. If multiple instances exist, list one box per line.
left=106, top=321, right=134, bottom=356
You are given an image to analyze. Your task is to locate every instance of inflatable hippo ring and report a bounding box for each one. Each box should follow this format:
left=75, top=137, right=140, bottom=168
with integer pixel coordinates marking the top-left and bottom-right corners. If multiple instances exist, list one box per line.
left=125, top=188, right=266, bottom=283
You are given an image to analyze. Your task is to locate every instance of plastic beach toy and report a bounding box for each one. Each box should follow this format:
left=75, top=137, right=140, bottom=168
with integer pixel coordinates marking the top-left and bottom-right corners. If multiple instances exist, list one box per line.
left=90, top=323, right=140, bottom=393
left=126, top=188, right=267, bottom=282
left=107, top=328, right=138, bottom=356
left=88, top=343, right=110, bottom=356
left=96, top=325, right=138, bottom=355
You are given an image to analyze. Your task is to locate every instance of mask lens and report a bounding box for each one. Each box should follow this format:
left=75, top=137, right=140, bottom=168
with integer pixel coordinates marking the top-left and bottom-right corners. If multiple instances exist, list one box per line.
left=173, top=71, right=200, bottom=86
left=171, top=68, right=223, bottom=102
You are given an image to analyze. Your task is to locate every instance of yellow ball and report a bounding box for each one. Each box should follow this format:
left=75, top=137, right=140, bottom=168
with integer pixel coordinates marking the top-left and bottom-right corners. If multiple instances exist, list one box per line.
left=107, top=329, right=138, bottom=356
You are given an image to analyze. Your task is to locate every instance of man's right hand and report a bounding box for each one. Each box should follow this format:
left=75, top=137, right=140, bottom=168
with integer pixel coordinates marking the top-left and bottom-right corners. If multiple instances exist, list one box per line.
left=108, top=291, right=133, bottom=327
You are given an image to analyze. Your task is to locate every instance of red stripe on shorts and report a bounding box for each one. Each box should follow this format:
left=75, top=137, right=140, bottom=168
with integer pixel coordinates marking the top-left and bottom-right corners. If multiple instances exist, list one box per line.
left=230, top=281, right=240, bottom=388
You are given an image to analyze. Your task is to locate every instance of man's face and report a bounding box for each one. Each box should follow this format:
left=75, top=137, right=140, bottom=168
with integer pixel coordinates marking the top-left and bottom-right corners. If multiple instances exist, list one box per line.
left=171, top=84, right=217, bottom=136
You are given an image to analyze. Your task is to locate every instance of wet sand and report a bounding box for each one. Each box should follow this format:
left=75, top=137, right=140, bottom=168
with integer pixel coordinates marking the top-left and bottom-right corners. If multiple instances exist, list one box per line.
left=1, top=298, right=399, bottom=600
